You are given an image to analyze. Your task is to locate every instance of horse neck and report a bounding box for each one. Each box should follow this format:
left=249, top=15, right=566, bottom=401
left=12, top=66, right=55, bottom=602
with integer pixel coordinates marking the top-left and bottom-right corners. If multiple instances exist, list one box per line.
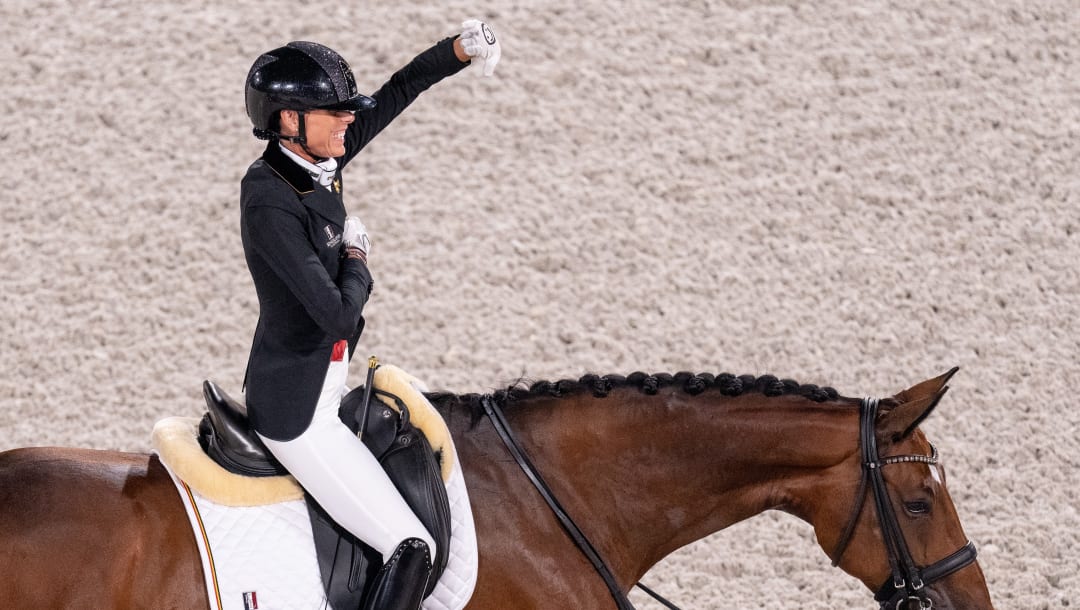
left=503, top=388, right=859, bottom=578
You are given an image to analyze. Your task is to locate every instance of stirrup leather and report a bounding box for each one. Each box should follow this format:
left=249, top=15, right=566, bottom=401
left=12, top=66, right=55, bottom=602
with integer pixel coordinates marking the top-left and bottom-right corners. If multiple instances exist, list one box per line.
left=362, top=538, right=433, bottom=610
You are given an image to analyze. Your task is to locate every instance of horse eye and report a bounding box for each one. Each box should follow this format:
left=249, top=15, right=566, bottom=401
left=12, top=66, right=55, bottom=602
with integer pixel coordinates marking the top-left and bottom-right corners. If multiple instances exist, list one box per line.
left=904, top=501, right=931, bottom=515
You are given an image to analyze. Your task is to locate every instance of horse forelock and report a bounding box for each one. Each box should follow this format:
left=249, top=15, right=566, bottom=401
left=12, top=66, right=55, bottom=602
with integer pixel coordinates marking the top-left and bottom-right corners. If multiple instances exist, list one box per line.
left=424, top=371, right=843, bottom=427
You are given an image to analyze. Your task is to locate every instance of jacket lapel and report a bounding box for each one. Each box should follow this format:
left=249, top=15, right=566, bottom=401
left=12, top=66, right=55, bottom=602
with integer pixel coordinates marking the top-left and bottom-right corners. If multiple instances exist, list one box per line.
left=262, top=141, right=314, bottom=194
left=262, top=142, right=345, bottom=225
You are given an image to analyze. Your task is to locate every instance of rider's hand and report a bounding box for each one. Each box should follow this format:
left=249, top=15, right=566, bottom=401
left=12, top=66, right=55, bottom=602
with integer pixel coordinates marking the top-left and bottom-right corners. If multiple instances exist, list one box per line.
left=343, top=216, right=370, bottom=259
left=460, top=19, right=501, bottom=77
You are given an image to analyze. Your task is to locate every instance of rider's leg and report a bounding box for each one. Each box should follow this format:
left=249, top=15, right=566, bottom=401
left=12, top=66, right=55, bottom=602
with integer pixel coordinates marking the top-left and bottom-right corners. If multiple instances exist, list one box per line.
left=257, top=345, right=436, bottom=562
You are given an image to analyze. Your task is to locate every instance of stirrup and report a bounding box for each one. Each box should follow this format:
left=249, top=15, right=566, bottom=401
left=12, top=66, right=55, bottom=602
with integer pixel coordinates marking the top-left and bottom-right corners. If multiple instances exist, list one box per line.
left=362, top=538, right=433, bottom=610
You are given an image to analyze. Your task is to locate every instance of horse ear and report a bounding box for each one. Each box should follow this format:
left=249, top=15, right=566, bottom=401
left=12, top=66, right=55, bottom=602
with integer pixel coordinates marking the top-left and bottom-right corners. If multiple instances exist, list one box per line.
left=892, top=367, right=959, bottom=406
left=879, top=386, right=950, bottom=443
left=878, top=367, right=959, bottom=442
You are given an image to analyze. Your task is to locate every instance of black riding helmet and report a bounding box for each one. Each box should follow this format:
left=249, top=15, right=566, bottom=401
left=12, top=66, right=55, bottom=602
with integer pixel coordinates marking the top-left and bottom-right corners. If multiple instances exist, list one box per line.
left=245, top=41, right=376, bottom=142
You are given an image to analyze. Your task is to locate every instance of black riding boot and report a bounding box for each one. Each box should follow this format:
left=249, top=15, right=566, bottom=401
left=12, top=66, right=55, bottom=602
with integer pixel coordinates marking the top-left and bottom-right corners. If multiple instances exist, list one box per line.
left=361, top=538, right=433, bottom=610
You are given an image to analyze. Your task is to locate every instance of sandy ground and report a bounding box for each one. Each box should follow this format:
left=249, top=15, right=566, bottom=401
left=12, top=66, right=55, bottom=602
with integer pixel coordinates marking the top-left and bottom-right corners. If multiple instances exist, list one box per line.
left=2, top=0, right=1077, bottom=607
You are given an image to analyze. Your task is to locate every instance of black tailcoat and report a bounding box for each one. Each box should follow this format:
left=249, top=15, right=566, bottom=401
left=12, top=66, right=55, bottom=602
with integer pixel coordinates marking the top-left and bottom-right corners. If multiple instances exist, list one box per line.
left=241, top=37, right=466, bottom=440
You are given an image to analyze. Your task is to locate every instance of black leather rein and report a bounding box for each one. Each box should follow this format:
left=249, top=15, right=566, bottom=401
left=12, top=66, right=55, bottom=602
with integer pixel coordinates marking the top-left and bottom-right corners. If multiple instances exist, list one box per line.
left=831, top=398, right=979, bottom=609
left=480, top=396, right=679, bottom=610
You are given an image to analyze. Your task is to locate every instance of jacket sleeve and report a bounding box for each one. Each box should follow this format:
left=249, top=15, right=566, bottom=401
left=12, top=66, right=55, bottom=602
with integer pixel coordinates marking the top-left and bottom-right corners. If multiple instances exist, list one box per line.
left=341, top=36, right=468, bottom=165
left=244, top=204, right=373, bottom=340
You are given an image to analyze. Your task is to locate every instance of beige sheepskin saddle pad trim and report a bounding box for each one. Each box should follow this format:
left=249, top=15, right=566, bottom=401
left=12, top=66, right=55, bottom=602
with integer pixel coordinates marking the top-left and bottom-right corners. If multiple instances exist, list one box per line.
left=152, top=416, right=304, bottom=506
left=373, top=363, right=455, bottom=479
left=152, top=363, right=453, bottom=507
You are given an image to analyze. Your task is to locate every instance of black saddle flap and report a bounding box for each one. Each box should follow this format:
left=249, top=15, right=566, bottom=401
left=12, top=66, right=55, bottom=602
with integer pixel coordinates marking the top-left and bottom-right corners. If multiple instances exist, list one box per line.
left=379, top=427, right=452, bottom=592
left=312, top=387, right=452, bottom=607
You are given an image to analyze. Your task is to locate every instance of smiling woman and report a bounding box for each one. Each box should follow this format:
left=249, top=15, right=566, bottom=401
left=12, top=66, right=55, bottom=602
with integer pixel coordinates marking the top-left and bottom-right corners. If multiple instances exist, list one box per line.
left=236, top=24, right=502, bottom=610
left=278, top=109, right=357, bottom=161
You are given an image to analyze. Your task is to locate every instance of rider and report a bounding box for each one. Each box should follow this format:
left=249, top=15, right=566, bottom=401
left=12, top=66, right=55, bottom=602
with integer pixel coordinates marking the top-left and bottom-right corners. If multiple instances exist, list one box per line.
left=239, top=21, right=500, bottom=610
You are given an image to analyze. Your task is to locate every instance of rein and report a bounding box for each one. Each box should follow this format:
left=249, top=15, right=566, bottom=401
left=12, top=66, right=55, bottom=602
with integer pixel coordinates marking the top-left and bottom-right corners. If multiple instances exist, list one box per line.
left=481, top=393, right=976, bottom=608
left=480, top=396, right=679, bottom=610
left=830, top=398, right=978, bottom=609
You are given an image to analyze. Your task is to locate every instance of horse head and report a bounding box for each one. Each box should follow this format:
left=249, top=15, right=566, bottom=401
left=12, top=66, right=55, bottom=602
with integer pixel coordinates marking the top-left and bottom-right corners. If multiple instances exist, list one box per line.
left=815, top=368, right=994, bottom=609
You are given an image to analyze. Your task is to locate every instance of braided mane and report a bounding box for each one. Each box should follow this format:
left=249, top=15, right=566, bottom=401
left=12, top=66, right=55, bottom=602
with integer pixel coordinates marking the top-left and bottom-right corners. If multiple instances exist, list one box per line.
left=426, top=371, right=841, bottom=427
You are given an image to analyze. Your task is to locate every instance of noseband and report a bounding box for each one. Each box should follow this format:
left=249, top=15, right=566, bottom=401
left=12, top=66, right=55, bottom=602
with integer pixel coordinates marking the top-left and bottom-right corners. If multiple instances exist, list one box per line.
left=830, top=398, right=978, bottom=609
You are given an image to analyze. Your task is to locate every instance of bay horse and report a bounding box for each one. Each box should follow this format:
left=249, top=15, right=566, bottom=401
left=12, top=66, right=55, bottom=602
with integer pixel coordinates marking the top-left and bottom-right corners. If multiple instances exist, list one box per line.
left=0, top=368, right=993, bottom=609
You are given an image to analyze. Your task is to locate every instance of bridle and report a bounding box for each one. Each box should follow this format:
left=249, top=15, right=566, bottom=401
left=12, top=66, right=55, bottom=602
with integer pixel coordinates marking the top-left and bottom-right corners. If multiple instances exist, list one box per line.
left=482, top=393, right=977, bottom=609
left=830, top=398, right=979, bottom=609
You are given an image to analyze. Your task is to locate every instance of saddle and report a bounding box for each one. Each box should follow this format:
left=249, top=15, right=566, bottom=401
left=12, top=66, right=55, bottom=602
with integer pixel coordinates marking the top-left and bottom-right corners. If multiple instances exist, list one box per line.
left=197, top=380, right=451, bottom=609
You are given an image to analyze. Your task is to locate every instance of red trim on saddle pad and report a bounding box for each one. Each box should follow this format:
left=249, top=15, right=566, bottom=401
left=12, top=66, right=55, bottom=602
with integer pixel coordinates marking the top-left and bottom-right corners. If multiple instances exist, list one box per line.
left=330, top=340, right=347, bottom=362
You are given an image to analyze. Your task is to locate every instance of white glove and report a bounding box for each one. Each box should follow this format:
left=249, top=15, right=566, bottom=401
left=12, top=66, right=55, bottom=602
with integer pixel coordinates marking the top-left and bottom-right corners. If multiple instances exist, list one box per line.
left=343, top=216, right=371, bottom=256
left=460, top=19, right=501, bottom=77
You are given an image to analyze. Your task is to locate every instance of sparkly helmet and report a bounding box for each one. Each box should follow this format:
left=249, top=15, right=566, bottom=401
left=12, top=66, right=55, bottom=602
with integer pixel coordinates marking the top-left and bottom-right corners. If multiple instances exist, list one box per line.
left=245, top=41, right=376, bottom=140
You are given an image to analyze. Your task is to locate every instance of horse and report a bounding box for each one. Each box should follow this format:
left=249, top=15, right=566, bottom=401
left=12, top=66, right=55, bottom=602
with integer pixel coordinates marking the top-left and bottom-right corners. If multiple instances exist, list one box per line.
left=0, top=367, right=993, bottom=609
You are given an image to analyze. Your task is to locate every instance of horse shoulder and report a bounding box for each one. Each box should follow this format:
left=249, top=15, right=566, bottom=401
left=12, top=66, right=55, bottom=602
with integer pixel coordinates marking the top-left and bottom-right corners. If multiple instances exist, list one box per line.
left=0, top=447, right=207, bottom=609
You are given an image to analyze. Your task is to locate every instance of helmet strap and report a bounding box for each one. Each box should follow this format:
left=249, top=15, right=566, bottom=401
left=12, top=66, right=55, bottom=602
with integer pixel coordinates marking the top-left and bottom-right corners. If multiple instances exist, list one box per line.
left=277, top=110, right=325, bottom=162
left=297, top=112, right=322, bottom=161
left=282, top=110, right=324, bottom=160
left=276, top=107, right=306, bottom=143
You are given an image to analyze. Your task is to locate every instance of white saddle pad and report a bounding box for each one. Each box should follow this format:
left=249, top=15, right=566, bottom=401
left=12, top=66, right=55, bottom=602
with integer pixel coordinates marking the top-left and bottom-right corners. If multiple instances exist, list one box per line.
left=155, top=418, right=478, bottom=610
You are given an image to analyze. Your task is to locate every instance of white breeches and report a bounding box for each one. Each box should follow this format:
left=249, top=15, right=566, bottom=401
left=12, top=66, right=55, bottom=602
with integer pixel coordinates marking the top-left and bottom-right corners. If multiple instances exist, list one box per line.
left=258, top=345, right=436, bottom=561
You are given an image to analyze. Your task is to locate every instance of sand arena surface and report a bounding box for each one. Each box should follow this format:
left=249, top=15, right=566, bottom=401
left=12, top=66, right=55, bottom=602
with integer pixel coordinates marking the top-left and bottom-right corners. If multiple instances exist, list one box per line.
left=2, top=1, right=1077, bottom=607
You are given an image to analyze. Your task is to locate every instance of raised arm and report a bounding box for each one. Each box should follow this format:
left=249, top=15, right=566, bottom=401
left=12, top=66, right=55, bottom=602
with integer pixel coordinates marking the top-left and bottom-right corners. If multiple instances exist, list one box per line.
left=341, top=20, right=502, bottom=164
